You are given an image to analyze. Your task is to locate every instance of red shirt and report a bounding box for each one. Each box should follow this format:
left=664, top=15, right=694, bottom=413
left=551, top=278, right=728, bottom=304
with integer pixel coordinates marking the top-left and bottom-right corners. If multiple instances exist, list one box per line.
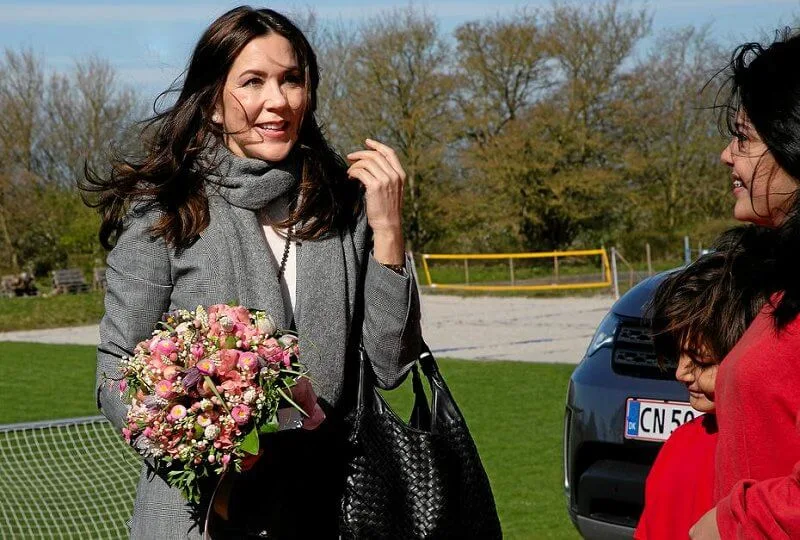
left=634, top=414, right=717, bottom=540
left=714, top=306, right=800, bottom=538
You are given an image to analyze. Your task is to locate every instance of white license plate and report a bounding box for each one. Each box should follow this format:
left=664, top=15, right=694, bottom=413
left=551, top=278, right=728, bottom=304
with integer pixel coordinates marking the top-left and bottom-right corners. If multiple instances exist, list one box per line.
left=624, top=398, right=704, bottom=442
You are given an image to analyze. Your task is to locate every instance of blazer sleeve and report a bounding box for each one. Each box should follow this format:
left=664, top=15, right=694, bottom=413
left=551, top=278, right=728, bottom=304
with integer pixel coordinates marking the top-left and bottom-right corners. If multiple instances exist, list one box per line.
left=716, top=465, right=800, bottom=539
left=96, top=209, right=173, bottom=433
left=358, top=212, right=422, bottom=389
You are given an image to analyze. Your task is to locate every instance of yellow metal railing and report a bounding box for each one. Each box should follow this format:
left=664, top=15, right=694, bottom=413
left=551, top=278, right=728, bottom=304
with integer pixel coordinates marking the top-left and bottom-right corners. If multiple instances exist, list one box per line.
left=420, top=249, right=612, bottom=292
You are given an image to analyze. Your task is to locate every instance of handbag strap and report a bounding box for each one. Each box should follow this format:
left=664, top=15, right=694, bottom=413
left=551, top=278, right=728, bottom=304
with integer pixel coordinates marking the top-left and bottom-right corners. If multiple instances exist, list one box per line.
left=355, top=341, right=435, bottom=430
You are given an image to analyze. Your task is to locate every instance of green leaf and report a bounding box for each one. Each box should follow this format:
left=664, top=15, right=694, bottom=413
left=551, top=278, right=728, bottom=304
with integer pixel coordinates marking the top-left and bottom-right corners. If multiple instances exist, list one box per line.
left=258, top=417, right=279, bottom=434
left=240, top=426, right=260, bottom=455
left=224, top=335, right=237, bottom=349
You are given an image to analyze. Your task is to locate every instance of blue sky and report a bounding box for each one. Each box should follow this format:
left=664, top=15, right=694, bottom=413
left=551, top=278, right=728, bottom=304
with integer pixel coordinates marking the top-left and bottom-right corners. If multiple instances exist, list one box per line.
left=0, top=0, right=798, bottom=103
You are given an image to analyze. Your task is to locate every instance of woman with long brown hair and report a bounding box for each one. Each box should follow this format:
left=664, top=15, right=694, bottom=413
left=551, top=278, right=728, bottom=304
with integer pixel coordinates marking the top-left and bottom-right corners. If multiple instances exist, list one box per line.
left=83, top=6, right=421, bottom=538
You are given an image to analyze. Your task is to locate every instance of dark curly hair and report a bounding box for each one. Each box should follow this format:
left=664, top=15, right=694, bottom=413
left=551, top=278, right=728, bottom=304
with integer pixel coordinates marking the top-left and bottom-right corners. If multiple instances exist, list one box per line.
left=647, top=226, right=771, bottom=366
left=80, top=6, right=361, bottom=250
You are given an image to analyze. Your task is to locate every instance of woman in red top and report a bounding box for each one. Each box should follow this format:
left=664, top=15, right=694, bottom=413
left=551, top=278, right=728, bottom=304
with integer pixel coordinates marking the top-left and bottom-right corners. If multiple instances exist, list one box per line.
left=690, top=30, right=800, bottom=539
left=635, top=227, right=766, bottom=540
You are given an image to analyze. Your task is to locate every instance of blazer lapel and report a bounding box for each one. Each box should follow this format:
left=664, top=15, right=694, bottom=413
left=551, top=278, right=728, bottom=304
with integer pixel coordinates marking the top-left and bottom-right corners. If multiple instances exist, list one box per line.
left=295, top=229, right=351, bottom=405
left=202, top=196, right=288, bottom=329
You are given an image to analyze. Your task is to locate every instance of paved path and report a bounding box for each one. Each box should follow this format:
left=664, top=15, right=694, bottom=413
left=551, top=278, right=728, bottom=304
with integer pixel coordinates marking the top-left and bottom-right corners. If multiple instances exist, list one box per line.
left=0, top=294, right=614, bottom=364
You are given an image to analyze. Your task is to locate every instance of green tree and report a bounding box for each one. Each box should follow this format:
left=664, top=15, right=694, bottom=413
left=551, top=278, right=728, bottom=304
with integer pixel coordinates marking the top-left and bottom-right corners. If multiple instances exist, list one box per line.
left=320, top=8, right=455, bottom=251
left=618, top=27, right=729, bottom=237
left=0, top=50, right=142, bottom=275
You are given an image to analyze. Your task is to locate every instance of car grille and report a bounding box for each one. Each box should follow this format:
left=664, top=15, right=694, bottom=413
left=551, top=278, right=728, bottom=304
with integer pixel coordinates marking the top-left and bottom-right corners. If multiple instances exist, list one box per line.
left=612, top=322, right=676, bottom=378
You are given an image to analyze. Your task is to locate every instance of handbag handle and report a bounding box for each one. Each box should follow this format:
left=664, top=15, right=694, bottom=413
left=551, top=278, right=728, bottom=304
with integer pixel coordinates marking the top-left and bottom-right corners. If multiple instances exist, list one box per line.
left=356, top=341, right=461, bottom=433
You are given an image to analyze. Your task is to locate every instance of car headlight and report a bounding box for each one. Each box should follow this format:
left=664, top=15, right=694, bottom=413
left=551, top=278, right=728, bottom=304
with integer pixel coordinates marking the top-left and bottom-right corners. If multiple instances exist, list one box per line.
left=585, top=311, right=620, bottom=357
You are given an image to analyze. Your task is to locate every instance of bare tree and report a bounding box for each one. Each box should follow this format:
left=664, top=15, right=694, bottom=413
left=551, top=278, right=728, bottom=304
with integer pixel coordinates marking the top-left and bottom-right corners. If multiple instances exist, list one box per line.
left=620, top=26, right=729, bottom=232
left=0, top=49, right=45, bottom=174
left=453, top=9, right=552, bottom=146
left=0, top=49, right=143, bottom=274
left=323, top=7, right=455, bottom=250
left=44, top=56, right=143, bottom=187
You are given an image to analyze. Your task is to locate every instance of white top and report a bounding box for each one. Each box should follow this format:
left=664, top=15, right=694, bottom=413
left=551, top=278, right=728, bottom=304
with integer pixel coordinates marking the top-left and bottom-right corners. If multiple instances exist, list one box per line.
left=258, top=197, right=296, bottom=325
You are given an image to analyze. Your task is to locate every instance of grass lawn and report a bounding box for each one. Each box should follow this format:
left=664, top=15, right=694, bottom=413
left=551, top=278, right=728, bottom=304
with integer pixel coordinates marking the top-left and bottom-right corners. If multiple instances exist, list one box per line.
left=0, top=341, right=578, bottom=539
left=0, top=291, right=105, bottom=332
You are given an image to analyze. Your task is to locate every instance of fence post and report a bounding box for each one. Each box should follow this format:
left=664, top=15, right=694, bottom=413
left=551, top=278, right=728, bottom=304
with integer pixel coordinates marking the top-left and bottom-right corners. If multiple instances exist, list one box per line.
left=464, top=259, right=470, bottom=285
left=645, top=243, right=653, bottom=276
left=611, top=247, right=620, bottom=300
left=554, top=255, right=559, bottom=283
left=509, top=258, right=515, bottom=285
left=684, top=236, right=691, bottom=265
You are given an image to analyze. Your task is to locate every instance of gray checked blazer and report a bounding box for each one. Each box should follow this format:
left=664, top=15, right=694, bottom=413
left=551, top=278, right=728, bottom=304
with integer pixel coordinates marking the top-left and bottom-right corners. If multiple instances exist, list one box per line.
left=96, top=196, right=422, bottom=539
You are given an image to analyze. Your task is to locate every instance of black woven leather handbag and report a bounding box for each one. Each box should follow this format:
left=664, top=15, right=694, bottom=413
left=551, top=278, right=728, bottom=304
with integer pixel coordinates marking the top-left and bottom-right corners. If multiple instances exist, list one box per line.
left=340, top=342, right=502, bottom=539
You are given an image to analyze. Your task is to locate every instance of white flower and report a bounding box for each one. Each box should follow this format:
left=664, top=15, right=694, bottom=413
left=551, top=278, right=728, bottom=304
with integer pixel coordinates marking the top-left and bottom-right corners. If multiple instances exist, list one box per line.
left=200, top=398, right=213, bottom=411
left=256, top=313, right=277, bottom=336
left=194, top=306, right=209, bottom=327
left=219, top=315, right=234, bottom=332
left=175, top=322, right=192, bottom=335
left=204, top=424, right=221, bottom=440
left=243, top=388, right=257, bottom=404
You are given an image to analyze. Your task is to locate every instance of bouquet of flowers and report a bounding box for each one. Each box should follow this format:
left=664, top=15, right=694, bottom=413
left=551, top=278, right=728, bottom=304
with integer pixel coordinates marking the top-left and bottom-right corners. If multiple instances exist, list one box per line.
left=118, top=304, right=319, bottom=502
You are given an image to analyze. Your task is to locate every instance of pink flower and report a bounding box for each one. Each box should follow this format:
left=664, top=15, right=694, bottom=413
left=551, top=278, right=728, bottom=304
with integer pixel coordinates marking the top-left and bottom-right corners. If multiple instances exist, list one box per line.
left=196, top=358, right=216, bottom=376
left=155, top=339, right=178, bottom=357
left=119, top=379, right=128, bottom=393
left=221, top=454, right=231, bottom=466
left=147, top=335, right=161, bottom=353
left=237, top=352, right=260, bottom=372
left=232, top=306, right=251, bottom=323
left=163, top=365, right=179, bottom=380
left=169, top=404, right=187, bottom=421
left=196, top=414, right=212, bottom=428
left=259, top=343, right=284, bottom=366
left=155, top=380, right=176, bottom=399
left=218, top=349, right=239, bottom=375
left=231, top=405, right=251, bottom=425
left=190, top=343, right=204, bottom=360
left=220, top=376, right=245, bottom=392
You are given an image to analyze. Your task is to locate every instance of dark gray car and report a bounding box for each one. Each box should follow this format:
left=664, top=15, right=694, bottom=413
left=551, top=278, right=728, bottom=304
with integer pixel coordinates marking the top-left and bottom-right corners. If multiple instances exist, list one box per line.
left=563, top=273, right=699, bottom=539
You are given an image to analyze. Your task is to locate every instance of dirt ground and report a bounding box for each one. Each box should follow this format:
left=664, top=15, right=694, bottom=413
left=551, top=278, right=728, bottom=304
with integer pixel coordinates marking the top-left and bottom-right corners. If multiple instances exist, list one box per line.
left=0, top=293, right=614, bottom=364
left=419, top=293, right=613, bottom=363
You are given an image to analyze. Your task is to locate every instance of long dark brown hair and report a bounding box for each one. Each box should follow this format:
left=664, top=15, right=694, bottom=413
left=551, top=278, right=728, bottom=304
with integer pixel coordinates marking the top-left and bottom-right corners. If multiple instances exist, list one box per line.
left=714, top=29, right=800, bottom=328
left=81, top=6, right=361, bottom=249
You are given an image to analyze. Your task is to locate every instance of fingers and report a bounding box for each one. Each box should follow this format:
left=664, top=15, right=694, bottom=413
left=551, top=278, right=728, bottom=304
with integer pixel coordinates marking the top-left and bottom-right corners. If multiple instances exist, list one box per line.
left=347, top=154, right=396, bottom=187
left=347, top=138, right=407, bottom=182
left=347, top=166, right=380, bottom=191
left=365, top=138, right=406, bottom=180
left=347, top=150, right=395, bottom=180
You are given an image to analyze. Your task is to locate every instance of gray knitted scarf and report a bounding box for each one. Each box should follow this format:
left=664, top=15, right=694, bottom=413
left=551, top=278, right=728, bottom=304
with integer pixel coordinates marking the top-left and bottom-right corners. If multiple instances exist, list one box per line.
left=201, top=144, right=355, bottom=406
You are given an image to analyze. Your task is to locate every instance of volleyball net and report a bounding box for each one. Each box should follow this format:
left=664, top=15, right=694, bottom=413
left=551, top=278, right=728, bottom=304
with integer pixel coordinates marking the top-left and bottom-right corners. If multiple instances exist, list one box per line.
left=420, top=249, right=612, bottom=292
left=0, top=416, right=140, bottom=539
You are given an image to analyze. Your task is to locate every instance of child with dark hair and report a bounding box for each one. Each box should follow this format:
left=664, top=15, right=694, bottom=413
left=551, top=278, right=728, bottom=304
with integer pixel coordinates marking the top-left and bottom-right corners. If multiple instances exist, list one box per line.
left=634, top=226, right=768, bottom=540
